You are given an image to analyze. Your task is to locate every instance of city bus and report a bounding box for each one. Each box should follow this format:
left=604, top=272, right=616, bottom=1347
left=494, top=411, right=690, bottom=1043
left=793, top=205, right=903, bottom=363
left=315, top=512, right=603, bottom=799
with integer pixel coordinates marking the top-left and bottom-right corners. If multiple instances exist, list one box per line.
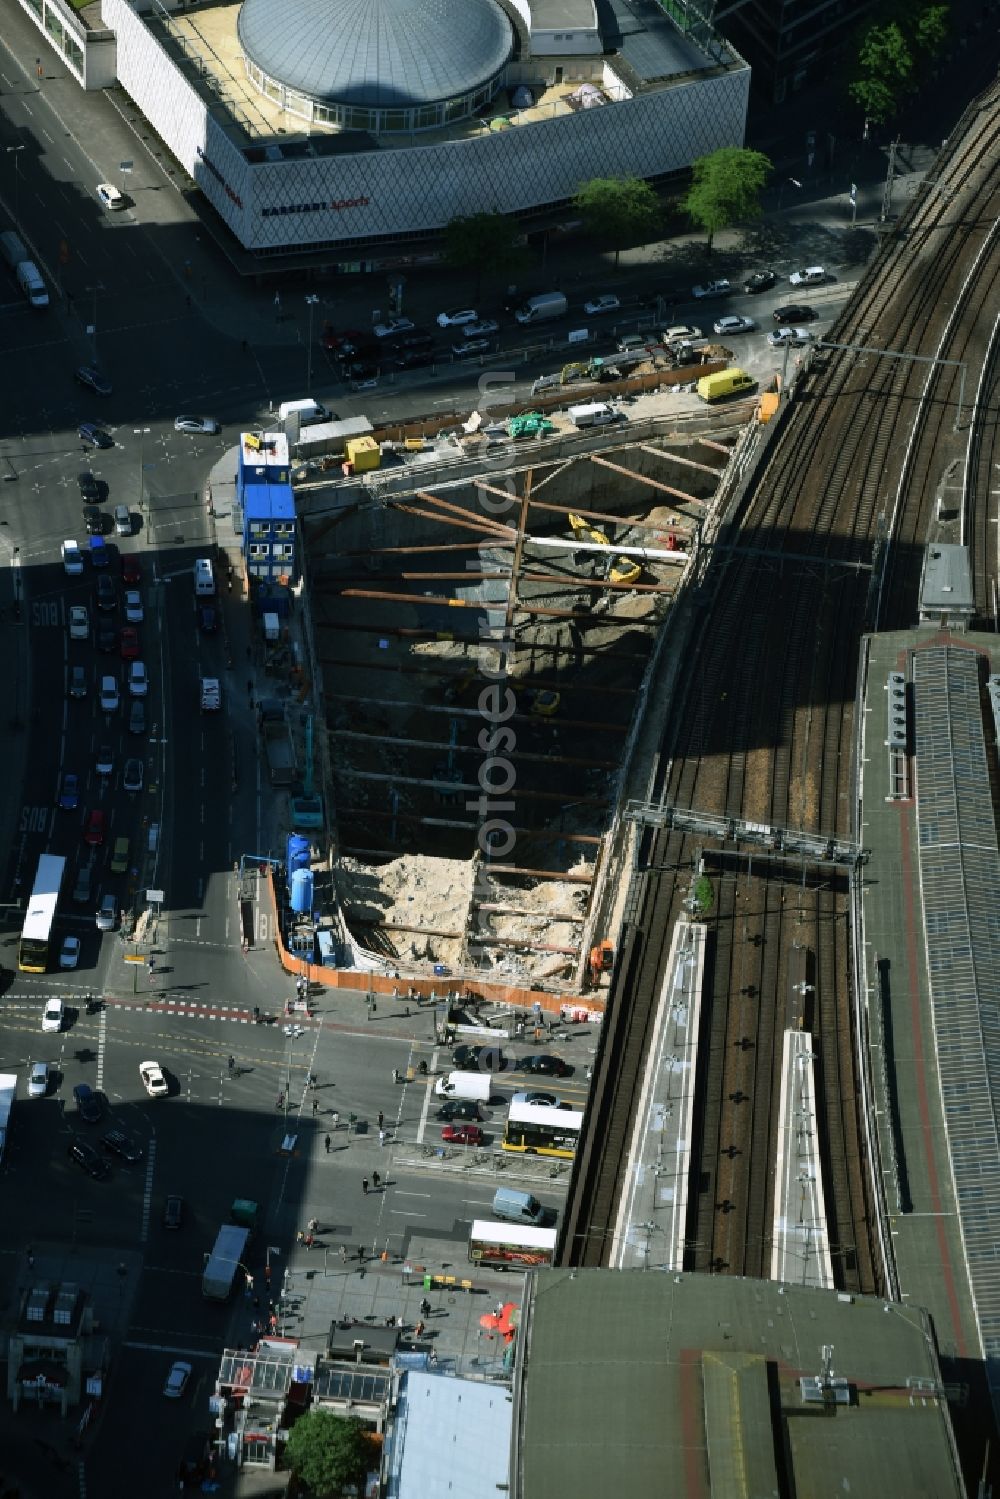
left=18, top=854, right=67, bottom=973
left=468, top=1220, right=558, bottom=1269
left=501, top=1100, right=584, bottom=1159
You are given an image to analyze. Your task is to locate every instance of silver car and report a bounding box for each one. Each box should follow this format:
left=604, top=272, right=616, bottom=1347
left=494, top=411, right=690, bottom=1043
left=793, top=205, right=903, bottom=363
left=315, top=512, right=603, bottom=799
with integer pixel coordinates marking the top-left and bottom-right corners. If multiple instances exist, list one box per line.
left=28, top=1060, right=50, bottom=1098
left=96, top=894, right=117, bottom=931
left=174, top=415, right=221, bottom=435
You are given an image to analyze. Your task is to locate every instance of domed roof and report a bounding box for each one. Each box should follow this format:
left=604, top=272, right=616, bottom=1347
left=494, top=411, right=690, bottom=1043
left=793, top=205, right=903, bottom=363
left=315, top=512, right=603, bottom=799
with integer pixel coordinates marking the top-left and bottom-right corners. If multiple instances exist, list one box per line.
left=237, top=0, right=512, bottom=109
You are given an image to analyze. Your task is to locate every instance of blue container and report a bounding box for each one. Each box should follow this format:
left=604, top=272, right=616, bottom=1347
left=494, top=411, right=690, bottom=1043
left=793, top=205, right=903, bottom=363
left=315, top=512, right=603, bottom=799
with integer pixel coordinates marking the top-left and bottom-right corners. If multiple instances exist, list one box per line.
left=286, top=834, right=310, bottom=875
left=290, top=868, right=314, bottom=915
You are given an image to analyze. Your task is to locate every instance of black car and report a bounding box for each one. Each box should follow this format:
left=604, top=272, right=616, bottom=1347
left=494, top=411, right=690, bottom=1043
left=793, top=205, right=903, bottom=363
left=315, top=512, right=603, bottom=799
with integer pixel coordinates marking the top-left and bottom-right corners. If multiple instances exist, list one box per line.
left=394, top=350, right=434, bottom=370
left=398, top=333, right=434, bottom=352
left=162, top=1195, right=185, bottom=1229
left=453, top=1043, right=506, bottom=1073
left=198, top=605, right=218, bottom=634
left=68, top=1138, right=110, bottom=1179
left=128, top=699, right=146, bottom=735
left=84, top=506, right=104, bottom=536
left=744, top=270, right=777, bottom=294
left=102, top=1128, right=143, bottom=1163
left=96, top=620, right=116, bottom=653
left=73, top=1083, right=103, bottom=1123
left=436, top=1100, right=484, bottom=1122
left=518, top=1053, right=571, bottom=1078
left=78, top=470, right=102, bottom=502
left=75, top=364, right=112, bottom=396
left=772, top=303, right=817, bottom=324
left=96, top=575, right=116, bottom=612
left=79, top=421, right=114, bottom=449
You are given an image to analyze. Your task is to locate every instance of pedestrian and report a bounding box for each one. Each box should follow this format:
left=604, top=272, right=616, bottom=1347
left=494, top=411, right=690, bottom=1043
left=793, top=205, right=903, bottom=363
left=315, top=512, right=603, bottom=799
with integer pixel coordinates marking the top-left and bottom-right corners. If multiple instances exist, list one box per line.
left=296, top=1230, right=304, bottom=1245
left=392, top=1067, right=400, bottom=1084
left=379, top=1129, right=386, bottom=1147
left=495, top=1300, right=504, bottom=1318
left=312, top=1098, right=319, bottom=1116
left=420, top=1297, right=431, bottom=1318
left=324, top=1133, right=332, bottom=1154
left=264, top=1264, right=271, bottom=1284
left=371, top=1170, right=381, bottom=1190
left=429, top=1348, right=438, bottom=1367
left=377, top=1110, right=384, bottom=1129
left=332, top=1110, right=340, bottom=1129
left=304, top=1233, right=314, bottom=1250
left=269, top=1313, right=277, bottom=1333
left=414, top=1320, right=425, bottom=1337
left=340, top=1244, right=348, bottom=1263
left=308, top=1218, right=318, bottom=1233
left=362, top=1177, right=369, bottom=1195
left=228, top=1054, right=235, bottom=1073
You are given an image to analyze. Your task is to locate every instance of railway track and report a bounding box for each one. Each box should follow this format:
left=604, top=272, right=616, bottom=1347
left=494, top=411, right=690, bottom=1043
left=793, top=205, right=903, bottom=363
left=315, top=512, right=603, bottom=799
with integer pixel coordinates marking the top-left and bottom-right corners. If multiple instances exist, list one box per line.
left=563, top=75, right=1000, bottom=1283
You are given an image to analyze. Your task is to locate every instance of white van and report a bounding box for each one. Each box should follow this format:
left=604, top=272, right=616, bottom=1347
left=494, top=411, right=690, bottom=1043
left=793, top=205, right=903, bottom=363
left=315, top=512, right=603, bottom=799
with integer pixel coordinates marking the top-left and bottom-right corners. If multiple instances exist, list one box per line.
left=278, top=397, right=331, bottom=427
left=16, top=261, right=49, bottom=308
left=568, top=401, right=624, bottom=429
left=434, top=1071, right=492, bottom=1102
left=492, top=1187, right=548, bottom=1226
left=193, top=558, right=215, bottom=596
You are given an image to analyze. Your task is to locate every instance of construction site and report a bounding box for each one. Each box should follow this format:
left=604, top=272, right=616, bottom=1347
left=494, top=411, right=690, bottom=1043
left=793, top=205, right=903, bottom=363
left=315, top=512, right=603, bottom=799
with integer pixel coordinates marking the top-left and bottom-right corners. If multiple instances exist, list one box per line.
left=295, top=394, right=748, bottom=995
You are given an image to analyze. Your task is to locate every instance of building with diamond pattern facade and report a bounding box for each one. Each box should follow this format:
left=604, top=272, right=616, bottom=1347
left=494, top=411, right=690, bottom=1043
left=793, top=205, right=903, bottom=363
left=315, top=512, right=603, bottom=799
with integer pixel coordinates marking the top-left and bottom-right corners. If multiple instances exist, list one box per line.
left=84, top=0, right=749, bottom=258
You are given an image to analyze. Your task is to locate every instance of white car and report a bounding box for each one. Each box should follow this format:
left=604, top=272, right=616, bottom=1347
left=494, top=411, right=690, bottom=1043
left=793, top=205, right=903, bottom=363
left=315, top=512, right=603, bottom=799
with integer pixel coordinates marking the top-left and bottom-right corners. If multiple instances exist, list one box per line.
left=42, top=996, right=65, bottom=1032
left=62, top=540, right=84, bottom=576
left=372, top=317, right=415, bottom=339
left=436, top=308, right=478, bottom=328
left=96, top=182, right=125, bottom=211
left=767, top=326, right=814, bottom=348
left=164, top=1360, right=192, bottom=1398
left=100, top=675, right=120, bottom=713
left=692, top=279, right=731, bottom=299
left=124, top=590, right=143, bottom=624
left=713, top=315, right=756, bottom=335
left=583, top=294, right=620, bottom=316
left=96, top=894, right=117, bottom=931
left=661, top=324, right=701, bottom=343
left=128, top=661, right=148, bottom=697
left=59, top=936, right=81, bottom=970
left=462, top=319, right=499, bottom=339
left=27, top=1061, right=50, bottom=1098
left=140, top=1060, right=168, bottom=1098
left=69, top=605, right=89, bottom=640
left=789, top=265, right=826, bottom=286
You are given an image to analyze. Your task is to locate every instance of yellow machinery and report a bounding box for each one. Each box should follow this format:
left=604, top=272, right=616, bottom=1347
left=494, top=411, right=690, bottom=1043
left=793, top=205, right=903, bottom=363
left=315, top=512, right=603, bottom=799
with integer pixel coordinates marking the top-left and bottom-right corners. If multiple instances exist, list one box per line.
left=567, top=513, right=641, bottom=586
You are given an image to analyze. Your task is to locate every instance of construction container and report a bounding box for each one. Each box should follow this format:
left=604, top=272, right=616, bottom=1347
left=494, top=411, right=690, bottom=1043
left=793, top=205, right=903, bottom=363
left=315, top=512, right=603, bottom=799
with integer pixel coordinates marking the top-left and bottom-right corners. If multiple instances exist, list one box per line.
left=345, top=434, right=380, bottom=472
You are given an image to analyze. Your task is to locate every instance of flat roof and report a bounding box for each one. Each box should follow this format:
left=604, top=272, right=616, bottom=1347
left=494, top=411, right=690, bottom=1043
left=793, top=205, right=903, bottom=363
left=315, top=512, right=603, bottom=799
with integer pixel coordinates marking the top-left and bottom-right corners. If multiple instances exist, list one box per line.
left=516, top=1271, right=963, bottom=1499
left=389, top=1371, right=512, bottom=1498
left=919, top=543, right=974, bottom=614
left=243, top=480, right=295, bottom=519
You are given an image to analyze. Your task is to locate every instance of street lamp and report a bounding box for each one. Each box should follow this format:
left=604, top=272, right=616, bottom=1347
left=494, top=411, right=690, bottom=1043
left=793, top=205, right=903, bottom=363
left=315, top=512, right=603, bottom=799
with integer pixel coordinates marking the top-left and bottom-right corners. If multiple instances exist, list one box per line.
left=133, top=427, right=150, bottom=516
left=5, top=146, right=25, bottom=225
left=304, top=294, right=319, bottom=395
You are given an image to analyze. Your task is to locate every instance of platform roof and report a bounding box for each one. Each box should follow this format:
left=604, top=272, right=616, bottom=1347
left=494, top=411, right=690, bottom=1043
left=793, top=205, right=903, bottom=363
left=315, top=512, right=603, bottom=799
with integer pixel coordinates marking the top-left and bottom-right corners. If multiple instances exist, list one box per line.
left=919, top=543, right=974, bottom=615
left=515, top=1270, right=963, bottom=1499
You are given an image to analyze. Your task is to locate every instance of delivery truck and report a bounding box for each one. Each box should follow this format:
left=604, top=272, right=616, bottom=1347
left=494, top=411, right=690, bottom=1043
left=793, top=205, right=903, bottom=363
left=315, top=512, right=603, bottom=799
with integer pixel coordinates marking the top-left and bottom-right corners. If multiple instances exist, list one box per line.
left=434, top=1071, right=492, bottom=1102
left=202, top=1223, right=250, bottom=1299
left=514, top=291, right=568, bottom=326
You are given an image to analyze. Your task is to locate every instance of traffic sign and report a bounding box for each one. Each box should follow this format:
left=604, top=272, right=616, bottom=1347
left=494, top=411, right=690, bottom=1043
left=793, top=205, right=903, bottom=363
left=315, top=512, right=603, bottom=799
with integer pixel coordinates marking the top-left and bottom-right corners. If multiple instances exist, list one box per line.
left=146, top=889, right=164, bottom=903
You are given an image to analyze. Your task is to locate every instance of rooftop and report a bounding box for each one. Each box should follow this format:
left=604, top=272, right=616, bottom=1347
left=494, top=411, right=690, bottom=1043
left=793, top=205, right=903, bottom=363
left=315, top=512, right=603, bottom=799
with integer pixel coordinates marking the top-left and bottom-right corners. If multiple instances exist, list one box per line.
left=516, top=1271, right=964, bottom=1499
left=919, top=543, right=974, bottom=616
left=388, top=1370, right=513, bottom=1499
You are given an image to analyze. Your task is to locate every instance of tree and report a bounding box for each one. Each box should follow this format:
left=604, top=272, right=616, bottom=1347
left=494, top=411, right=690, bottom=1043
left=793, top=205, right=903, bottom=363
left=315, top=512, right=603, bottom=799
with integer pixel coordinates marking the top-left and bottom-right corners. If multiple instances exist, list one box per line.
left=283, top=1410, right=371, bottom=1496
left=573, top=176, right=662, bottom=266
left=444, top=211, right=522, bottom=299
left=913, top=3, right=950, bottom=56
left=681, top=147, right=772, bottom=251
left=848, top=5, right=950, bottom=124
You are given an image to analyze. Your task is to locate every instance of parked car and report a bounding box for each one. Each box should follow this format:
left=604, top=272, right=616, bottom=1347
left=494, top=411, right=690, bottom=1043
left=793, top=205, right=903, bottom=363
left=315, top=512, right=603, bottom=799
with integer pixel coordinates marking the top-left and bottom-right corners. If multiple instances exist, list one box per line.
left=744, top=270, right=777, bottom=293
left=62, top=540, right=84, bottom=575
left=42, top=996, right=65, bottom=1032
left=96, top=575, right=116, bottom=612
left=69, top=665, right=88, bottom=700
left=59, top=772, right=81, bottom=810
left=452, top=339, right=491, bottom=358
left=96, top=182, right=125, bottom=211
left=123, top=757, right=144, bottom=794
left=767, top=326, right=814, bottom=348
left=75, top=364, right=112, bottom=396
left=121, top=554, right=141, bottom=584
left=692, top=279, right=731, bottom=299
left=83, top=809, right=107, bottom=846
left=59, top=934, right=81, bottom=969
left=119, top=626, right=140, bottom=660
left=140, top=1060, right=169, bottom=1097
left=69, top=606, right=89, bottom=641
left=583, top=294, right=620, bottom=316
left=128, top=700, right=146, bottom=735
left=661, top=324, right=701, bottom=344
left=27, top=1061, right=50, bottom=1098
left=789, top=265, right=827, bottom=286
left=436, top=1100, right=484, bottom=1122
left=773, top=304, right=818, bottom=324
left=162, top=1195, right=185, bottom=1229
left=83, top=506, right=104, bottom=536
left=102, top=1128, right=143, bottom=1163
left=99, top=675, right=119, bottom=713
left=436, top=308, right=479, bottom=327
left=78, top=422, right=114, bottom=449
left=96, top=893, right=117, bottom=931
left=68, top=1138, right=110, bottom=1179
left=174, top=415, right=221, bottom=434
left=124, top=590, right=143, bottom=624
left=127, top=661, right=148, bottom=697
left=373, top=317, right=415, bottom=339
left=78, top=471, right=102, bottom=502
left=393, top=350, right=434, bottom=370
left=163, top=1361, right=192, bottom=1398
left=96, top=620, right=116, bottom=653
left=73, top=1082, right=103, bottom=1122
left=511, top=1090, right=558, bottom=1108
left=713, top=315, right=756, bottom=335
left=517, top=1053, right=571, bottom=1077
left=452, top=1043, right=506, bottom=1072
left=347, top=363, right=380, bottom=390
left=441, top=1123, right=484, bottom=1145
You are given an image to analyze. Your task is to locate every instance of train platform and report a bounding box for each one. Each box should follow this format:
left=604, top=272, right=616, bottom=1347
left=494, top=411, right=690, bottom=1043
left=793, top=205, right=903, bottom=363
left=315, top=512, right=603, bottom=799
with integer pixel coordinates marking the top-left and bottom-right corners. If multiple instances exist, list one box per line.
left=857, top=629, right=991, bottom=1367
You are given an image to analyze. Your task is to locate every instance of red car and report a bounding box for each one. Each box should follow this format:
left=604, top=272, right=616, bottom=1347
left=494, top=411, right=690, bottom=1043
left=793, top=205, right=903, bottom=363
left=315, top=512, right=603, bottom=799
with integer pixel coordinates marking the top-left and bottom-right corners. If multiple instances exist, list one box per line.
left=119, top=626, right=140, bottom=659
left=121, top=554, right=141, bottom=584
left=83, top=809, right=106, bottom=846
left=441, top=1124, right=484, bottom=1146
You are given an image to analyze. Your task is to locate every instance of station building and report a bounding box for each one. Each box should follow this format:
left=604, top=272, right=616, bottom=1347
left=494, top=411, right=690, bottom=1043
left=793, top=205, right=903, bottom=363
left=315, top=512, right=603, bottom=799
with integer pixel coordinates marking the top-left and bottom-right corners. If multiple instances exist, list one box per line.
left=20, top=0, right=749, bottom=260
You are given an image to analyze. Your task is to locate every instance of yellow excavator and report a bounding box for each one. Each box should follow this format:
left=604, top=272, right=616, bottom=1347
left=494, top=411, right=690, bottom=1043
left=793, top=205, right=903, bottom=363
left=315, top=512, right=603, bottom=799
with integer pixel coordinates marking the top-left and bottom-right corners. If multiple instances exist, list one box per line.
left=567, top=512, right=641, bottom=585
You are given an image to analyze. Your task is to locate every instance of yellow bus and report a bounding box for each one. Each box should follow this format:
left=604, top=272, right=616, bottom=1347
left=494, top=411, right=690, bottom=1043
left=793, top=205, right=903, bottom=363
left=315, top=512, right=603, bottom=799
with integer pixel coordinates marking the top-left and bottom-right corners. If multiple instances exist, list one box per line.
left=502, top=1100, right=584, bottom=1159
